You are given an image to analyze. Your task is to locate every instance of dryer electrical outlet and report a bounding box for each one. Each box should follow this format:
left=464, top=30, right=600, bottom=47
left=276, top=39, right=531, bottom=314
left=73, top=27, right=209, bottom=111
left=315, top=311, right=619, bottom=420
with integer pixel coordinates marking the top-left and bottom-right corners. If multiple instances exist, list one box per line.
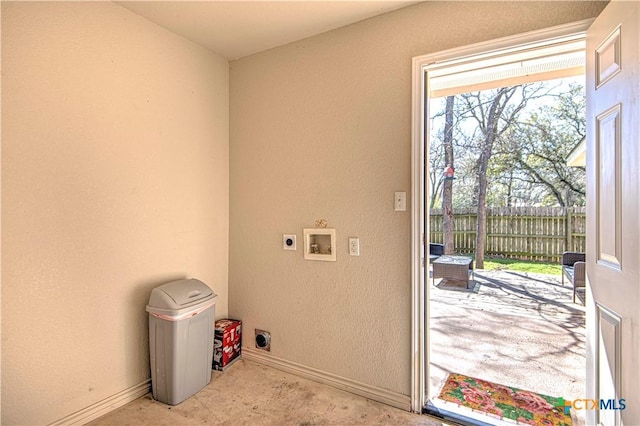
left=283, top=234, right=296, bottom=250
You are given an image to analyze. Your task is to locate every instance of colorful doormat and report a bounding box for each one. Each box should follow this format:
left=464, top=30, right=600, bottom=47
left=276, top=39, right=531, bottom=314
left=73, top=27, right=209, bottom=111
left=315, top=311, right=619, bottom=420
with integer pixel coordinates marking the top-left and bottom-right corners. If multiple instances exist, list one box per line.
left=436, top=373, right=572, bottom=426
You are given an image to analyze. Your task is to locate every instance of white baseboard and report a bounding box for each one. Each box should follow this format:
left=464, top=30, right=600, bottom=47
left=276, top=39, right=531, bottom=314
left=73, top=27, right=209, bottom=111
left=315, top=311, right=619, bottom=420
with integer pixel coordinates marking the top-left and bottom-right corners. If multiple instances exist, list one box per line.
left=242, top=347, right=411, bottom=411
left=49, top=379, right=151, bottom=426
left=49, top=352, right=410, bottom=424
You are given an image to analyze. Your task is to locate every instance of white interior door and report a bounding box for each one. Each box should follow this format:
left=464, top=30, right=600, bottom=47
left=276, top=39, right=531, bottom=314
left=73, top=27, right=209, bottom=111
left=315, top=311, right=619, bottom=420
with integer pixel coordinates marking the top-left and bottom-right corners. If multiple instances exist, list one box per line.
left=586, top=2, right=639, bottom=425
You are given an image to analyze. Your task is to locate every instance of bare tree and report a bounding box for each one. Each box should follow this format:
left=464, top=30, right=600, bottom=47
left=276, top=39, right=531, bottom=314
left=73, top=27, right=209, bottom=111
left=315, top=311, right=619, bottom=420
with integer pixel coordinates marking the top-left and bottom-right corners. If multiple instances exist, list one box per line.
left=506, top=83, right=586, bottom=206
left=460, top=85, right=541, bottom=268
left=442, top=96, right=455, bottom=254
left=429, top=80, right=586, bottom=265
left=428, top=136, right=445, bottom=209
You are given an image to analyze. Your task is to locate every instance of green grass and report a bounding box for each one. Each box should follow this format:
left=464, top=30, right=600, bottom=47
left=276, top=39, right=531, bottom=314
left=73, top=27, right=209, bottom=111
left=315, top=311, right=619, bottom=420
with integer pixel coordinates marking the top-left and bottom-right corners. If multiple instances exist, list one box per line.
left=481, top=257, right=561, bottom=275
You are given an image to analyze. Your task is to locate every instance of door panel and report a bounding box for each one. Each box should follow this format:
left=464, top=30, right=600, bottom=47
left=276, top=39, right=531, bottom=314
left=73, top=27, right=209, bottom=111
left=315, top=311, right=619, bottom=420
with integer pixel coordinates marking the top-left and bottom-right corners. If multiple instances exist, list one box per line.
left=596, top=304, right=622, bottom=426
left=595, top=103, right=622, bottom=269
left=586, top=2, right=639, bottom=425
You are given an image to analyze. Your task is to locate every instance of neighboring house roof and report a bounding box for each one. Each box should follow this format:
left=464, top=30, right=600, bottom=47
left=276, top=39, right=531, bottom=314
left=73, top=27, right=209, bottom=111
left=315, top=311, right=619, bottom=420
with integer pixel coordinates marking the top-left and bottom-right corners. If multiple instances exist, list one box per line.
left=567, top=137, right=586, bottom=167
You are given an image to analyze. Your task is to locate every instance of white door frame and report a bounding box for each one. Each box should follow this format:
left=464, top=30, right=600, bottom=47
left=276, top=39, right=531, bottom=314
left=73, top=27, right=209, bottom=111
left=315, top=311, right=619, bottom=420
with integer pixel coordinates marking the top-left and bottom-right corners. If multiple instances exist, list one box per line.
left=410, top=19, right=595, bottom=413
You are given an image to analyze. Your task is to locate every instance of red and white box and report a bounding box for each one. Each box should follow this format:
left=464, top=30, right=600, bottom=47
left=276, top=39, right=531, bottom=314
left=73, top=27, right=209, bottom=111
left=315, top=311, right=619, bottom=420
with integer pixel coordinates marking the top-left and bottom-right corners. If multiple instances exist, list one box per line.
left=213, top=319, right=242, bottom=371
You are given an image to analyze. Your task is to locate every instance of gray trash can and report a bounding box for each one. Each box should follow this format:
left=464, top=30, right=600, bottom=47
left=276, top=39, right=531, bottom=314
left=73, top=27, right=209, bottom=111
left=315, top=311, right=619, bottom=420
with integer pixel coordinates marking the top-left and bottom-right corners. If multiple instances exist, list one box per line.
left=146, top=278, right=217, bottom=405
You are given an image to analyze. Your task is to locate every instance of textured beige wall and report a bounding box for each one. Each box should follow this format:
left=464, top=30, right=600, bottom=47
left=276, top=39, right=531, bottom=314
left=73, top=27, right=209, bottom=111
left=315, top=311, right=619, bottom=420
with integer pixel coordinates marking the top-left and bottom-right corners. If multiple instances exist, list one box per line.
left=1, top=2, right=229, bottom=424
left=229, top=1, right=606, bottom=396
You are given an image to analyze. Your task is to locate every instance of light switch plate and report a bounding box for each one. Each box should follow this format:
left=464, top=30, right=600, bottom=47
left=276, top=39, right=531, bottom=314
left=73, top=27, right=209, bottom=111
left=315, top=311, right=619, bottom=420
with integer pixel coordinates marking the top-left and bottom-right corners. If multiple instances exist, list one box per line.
left=395, top=192, right=406, bottom=211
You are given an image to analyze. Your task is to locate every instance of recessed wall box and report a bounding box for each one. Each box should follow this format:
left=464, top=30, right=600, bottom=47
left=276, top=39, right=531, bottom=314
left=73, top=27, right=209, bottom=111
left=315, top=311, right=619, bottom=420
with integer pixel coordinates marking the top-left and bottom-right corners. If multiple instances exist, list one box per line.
left=303, top=228, right=336, bottom=261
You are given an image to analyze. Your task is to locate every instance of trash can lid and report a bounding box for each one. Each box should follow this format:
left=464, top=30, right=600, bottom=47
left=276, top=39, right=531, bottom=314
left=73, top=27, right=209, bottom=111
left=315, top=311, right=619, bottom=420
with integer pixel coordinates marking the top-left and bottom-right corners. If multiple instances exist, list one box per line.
left=147, top=278, right=216, bottom=311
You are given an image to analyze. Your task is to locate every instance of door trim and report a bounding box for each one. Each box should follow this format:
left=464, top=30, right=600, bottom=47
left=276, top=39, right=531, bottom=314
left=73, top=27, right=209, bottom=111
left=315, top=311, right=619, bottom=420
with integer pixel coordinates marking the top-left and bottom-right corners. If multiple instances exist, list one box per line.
left=410, top=18, right=595, bottom=413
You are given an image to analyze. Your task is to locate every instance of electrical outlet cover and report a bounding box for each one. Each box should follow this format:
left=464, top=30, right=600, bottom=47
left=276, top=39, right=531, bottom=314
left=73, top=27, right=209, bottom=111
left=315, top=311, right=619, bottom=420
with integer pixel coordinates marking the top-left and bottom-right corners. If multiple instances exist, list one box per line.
left=349, top=237, right=360, bottom=256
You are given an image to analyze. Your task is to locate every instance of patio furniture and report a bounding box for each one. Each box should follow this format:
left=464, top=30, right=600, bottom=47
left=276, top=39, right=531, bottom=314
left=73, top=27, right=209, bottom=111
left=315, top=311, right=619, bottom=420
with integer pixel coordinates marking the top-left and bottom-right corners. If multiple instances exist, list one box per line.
left=561, top=252, right=586, bottom=303
left=433, top=255, right=474, bottom=289
left=429, top=243, right=445, bottom=263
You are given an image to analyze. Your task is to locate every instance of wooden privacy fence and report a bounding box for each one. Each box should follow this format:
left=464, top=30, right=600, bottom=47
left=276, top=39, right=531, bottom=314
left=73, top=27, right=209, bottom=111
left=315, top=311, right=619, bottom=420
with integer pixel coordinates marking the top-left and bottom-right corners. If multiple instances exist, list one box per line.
left=429, top=207, right=586, bottom=263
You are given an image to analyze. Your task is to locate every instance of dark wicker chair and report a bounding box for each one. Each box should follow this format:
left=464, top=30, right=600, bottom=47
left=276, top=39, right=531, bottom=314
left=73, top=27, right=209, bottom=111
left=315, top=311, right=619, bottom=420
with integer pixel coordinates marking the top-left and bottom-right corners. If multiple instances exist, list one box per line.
left=429, top=243, right=445, bottom=263
left=562, top=252, right=586, bottom=303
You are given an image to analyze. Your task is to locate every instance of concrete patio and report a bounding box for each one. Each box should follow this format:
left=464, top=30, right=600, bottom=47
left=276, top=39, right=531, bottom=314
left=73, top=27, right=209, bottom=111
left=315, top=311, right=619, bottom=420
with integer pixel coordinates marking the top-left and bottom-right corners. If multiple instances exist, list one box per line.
left=428, top=268, right=586, bottom=425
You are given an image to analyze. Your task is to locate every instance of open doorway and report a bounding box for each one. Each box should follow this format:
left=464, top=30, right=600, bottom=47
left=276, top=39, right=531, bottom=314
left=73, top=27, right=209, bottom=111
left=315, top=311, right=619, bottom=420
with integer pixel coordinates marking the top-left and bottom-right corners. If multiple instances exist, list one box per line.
left=427, top=77, right=587, bottom=426
left=410, top=19, right=594, bottom=426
